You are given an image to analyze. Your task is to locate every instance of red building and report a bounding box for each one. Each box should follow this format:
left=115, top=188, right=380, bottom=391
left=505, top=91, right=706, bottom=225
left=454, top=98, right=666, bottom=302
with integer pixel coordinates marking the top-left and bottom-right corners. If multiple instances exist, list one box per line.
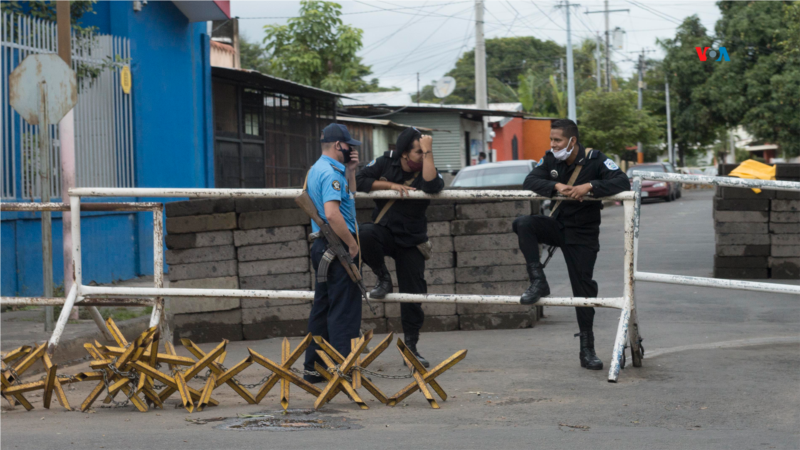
left=490, top=117, right=556, bottom=162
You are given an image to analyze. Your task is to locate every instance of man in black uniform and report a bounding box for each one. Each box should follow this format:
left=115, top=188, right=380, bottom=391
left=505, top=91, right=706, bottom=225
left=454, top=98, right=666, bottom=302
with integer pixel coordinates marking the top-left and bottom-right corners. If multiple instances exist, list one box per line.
left=356, top=128, right=445, bottom=367
left=513, top=119, right=629, bottom=370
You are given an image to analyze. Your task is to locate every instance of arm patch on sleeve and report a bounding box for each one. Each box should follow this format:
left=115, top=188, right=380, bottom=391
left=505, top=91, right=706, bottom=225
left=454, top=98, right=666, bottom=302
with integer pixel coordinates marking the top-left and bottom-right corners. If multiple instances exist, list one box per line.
left=604, top=159, right=620, bottom=170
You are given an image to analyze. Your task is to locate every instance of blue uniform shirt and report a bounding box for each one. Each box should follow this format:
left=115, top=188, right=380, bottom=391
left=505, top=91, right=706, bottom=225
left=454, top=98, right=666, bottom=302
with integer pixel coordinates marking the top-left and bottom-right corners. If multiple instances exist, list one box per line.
left=307, top=155, right=356, bottom=234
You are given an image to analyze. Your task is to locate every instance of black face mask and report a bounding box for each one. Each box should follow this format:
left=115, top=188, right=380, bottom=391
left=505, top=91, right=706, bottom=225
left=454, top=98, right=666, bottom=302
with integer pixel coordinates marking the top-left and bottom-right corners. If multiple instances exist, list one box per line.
left=337, top=143, right=352, bottom=163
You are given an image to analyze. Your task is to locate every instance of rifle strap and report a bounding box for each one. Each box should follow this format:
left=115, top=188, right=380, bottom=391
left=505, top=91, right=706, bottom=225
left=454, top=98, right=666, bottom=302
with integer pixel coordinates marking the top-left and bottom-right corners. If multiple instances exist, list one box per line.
left=373, top=172, right=420, bottom=224
left=549, top=148, right=591, bottom=218
left=303, top=169, right=362, bottom=271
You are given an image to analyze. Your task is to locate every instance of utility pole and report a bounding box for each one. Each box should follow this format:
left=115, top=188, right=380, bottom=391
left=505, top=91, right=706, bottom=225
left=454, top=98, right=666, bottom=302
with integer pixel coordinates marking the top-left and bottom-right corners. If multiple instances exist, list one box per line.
left=585, top=3, right=628, bottom=92
left=416, top=72, right=420, bottom=105
left=604, top=0, right=610, bottom=91
left=55, top=0, right=75, bottom=329
left=474, top=0, right=487, bottom=110
left=636, top=50, right=644, bottom=163
left=595, top=33, right=602, bottom=89
left=665, top=76, right=673, bottom=166
left=565, top=2, right=577, bottom=121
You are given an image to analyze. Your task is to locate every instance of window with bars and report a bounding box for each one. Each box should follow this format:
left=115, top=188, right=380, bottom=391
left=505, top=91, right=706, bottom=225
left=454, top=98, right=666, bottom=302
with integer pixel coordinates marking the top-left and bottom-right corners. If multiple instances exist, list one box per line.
left=212, top=80, right=336, bottom=189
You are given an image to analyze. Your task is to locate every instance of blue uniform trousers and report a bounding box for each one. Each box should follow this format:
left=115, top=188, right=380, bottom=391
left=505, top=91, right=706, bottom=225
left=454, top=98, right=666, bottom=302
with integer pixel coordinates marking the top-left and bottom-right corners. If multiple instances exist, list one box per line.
left=303, top=237, right=363, bottom=383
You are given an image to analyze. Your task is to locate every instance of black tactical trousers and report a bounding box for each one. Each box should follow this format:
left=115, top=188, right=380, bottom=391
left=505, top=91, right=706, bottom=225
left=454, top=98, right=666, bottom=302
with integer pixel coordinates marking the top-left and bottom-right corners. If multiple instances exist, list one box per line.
left=512, top=215, right=599, bottom=332
left=359, top=223, right=426, bottom=335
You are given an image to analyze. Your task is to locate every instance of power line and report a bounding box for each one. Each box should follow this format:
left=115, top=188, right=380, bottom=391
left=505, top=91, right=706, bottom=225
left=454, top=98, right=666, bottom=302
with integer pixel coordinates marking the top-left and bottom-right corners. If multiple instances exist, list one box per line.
left=375, top=6, right=466, bottom=78
left=361, top=0, right=435, bottom=55
left=626, top=1, right=682, bottom=25
left=529, top=0, right=565, bottom=31
left=237, top=1, right=470, bottom=20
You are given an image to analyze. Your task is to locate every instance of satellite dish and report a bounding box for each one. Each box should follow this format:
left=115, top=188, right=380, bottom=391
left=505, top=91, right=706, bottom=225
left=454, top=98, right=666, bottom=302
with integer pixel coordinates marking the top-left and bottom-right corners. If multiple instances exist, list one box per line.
left=433, top=76, right=456, bottom=98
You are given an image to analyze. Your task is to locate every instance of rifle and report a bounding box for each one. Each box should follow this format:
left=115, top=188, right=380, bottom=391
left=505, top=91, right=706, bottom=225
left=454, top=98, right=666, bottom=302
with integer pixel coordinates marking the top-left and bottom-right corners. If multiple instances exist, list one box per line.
left=295, top=191, right=376, bottom=314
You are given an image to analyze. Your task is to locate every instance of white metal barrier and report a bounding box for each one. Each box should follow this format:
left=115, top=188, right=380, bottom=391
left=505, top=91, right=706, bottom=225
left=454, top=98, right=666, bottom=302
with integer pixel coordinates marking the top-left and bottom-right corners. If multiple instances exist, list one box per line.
left=2, top=187, right=639, bottom=382
left=631, top=172, right=800, bottom=295
left=0, top=201, right=166, bottom=355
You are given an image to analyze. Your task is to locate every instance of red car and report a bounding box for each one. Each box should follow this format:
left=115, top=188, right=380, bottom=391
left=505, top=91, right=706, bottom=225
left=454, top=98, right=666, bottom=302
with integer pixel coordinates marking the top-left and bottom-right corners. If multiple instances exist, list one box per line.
left=627, top=163, right=682, bottom=202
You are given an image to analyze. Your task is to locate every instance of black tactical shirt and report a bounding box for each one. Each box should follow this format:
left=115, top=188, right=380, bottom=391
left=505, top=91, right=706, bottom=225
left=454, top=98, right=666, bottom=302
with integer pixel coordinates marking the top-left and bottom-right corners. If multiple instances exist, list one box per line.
left=523, top=144, right=630, bottom=247
left=356, top=151, right=445, bottom=247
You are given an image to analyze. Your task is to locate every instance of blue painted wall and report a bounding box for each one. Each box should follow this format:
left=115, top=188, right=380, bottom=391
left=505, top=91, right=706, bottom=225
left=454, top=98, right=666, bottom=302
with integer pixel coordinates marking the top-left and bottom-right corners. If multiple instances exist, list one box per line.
left=1, top=2, right=214, bottom=296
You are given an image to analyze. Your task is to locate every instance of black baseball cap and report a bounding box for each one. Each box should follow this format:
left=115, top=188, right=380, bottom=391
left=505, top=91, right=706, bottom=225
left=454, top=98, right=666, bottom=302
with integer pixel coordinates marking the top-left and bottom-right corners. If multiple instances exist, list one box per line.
left=320, top=123, right=361, bottom=146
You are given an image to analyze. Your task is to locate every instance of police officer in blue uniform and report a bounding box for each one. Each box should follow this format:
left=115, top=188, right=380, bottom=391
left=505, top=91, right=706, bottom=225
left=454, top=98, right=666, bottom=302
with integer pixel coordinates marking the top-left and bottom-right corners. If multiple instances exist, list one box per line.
left=513, top=119, right=630, bottom=371
left=302, top=123, right=362, bottom=383
left=356, top=128, right=444, bottom=368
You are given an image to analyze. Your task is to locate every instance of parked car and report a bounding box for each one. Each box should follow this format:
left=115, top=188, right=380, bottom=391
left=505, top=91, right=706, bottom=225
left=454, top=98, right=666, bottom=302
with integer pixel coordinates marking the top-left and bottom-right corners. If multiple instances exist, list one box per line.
left=627, top=162, right=682, bottom=202
left=450, top=160, right=535, bottom=188
left=449, top=160, right=552, bottom=210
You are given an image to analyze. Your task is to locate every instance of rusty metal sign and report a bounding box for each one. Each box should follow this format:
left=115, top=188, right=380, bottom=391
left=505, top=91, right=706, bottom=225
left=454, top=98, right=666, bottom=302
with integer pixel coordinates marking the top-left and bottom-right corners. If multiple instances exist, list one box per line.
left=9, top=53, right=77, bottom=125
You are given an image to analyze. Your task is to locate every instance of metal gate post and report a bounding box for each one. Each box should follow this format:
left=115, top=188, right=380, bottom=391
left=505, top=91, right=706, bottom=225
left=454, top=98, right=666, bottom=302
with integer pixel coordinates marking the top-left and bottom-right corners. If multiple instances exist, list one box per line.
left=608, top=198, right=640, bottom=382
left=46, top=196, right=83, bottom=358
left=149, top=206, right=171, bottom=342
left=628, top=179, right=643, bottom=367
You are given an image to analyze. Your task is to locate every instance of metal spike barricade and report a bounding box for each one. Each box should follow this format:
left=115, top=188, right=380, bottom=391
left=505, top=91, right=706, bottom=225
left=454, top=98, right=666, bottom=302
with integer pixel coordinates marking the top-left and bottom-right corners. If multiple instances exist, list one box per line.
left=1, top=318, right=465, bottom=413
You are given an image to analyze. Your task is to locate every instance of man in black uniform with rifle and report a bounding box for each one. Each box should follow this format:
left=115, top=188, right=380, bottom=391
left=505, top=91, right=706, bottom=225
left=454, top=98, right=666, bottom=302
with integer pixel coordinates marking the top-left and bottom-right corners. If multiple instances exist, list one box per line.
left=512, top=119, right=630, bottom=370
left=356, top=127, right=445, bottom=367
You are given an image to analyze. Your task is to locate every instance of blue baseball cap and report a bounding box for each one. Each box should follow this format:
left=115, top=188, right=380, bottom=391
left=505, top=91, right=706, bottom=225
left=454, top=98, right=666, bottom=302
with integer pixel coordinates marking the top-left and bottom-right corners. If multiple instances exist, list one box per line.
left=320, top=123, right=361, bottom=146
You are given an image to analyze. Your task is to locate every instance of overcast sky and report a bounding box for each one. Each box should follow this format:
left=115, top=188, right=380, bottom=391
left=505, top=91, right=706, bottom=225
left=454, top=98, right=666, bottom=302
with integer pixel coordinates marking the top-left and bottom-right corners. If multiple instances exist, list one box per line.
left=232, top=0, right=722, bottom=94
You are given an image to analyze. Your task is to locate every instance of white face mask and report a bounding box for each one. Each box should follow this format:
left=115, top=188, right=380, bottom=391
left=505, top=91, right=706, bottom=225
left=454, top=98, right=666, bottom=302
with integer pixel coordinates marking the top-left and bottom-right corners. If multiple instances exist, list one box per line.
left=551, top=137, right=575, bottom=161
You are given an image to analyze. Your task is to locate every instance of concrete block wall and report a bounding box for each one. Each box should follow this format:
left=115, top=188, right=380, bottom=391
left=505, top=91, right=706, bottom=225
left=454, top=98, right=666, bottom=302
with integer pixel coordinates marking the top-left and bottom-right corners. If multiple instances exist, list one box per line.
left=165, top=196, right=540, bottom=343
left=714, top=164, right=800, bottom=280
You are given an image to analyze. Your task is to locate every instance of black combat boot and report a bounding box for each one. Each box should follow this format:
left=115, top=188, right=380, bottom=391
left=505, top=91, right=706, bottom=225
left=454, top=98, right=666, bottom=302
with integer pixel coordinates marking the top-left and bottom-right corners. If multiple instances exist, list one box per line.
left=520, top=262, right=550, bottom=305
left=404, top=333, right=430, bottom=368
left=575, top=331, right=603, bottom=370
left=369, top=264, right=393, bottom=299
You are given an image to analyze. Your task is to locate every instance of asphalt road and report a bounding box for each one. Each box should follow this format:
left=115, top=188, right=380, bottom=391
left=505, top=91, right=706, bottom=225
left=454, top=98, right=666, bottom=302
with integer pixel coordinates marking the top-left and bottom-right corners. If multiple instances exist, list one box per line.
left=2, top=189, right=798, bottom=450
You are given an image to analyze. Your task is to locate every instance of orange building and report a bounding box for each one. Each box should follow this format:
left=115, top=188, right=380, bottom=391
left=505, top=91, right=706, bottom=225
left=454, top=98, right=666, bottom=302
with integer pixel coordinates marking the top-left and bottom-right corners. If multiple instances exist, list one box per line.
left=490, top=117, right=556, bottom=162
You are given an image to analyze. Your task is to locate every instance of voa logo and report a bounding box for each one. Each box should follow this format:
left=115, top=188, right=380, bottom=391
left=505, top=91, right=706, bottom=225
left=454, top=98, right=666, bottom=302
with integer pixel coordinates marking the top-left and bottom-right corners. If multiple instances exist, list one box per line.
left=696, top=47, right=730, bottom=62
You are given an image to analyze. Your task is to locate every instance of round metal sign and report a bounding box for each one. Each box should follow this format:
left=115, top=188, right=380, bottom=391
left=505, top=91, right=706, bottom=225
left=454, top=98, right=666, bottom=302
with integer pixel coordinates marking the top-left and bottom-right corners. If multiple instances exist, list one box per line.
left=9, top=54, right=77, bottom=126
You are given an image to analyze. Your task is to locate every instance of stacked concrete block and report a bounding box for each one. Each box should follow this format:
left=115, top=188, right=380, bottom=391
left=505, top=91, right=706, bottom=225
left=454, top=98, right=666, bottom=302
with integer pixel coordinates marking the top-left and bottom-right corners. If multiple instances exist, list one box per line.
left=235, top=199, right=313, bottom=341
left=165, top=199, right=242, bottom=343
left=164, top=194, right=546, bottom=342
left=452, top=200, right=537, bottom=330
left=714, top=163, right=800, bottom=279
left=357, top=202, right=458, bottom=334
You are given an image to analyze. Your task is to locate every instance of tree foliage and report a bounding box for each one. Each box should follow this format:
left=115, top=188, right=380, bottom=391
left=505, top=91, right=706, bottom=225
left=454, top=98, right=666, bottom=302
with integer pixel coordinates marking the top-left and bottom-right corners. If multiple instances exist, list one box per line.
left=696, top=1, right=800, bottom=158
left=239, top=35, right=272, bottom=74
left=1, top=0, right=97, bottom=35
left=415, top=36, right=613, bottom=117
left=657, top=16, right=720, bottom=166
left=260, top=1, right=396, bottom=93
left=577, top=89, right=660, bottom=158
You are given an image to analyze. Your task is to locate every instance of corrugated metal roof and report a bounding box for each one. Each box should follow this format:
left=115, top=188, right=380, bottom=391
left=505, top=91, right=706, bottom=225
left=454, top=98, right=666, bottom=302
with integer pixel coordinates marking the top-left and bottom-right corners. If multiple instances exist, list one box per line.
left=336, top=116, right=433, bottom=132
left=212, top=67, right=344, bottom=99
left=339, top=91, right=413, bottom=106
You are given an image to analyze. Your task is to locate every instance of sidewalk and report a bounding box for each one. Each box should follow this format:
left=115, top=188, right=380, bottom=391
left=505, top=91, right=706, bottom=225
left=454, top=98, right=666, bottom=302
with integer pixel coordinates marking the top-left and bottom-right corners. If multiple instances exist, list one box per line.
left=1, top=276, right=167, bottom=366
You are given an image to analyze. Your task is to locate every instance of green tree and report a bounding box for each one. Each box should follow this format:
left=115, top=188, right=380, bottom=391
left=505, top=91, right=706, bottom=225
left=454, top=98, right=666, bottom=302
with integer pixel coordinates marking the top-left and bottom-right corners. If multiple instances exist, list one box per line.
left=416, top=36, right=564, bottom=105
left=239, top=35, right=271, bottom=73
left=261, top=1, right=396, bottom=93
left=577, top=89, right=660, bottom=158
left=416, top=36, right=609, bottom=117
left=1, top=0, right=97, bottom=35
left=697, top=1, right=800, bottom=158
left=658, top=16, right=720, bottom=166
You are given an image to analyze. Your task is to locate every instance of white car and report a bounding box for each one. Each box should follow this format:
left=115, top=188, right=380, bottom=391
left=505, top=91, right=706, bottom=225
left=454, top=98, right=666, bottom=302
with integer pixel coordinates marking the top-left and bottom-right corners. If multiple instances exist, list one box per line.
left=450, top=160, right=536, bottom=188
